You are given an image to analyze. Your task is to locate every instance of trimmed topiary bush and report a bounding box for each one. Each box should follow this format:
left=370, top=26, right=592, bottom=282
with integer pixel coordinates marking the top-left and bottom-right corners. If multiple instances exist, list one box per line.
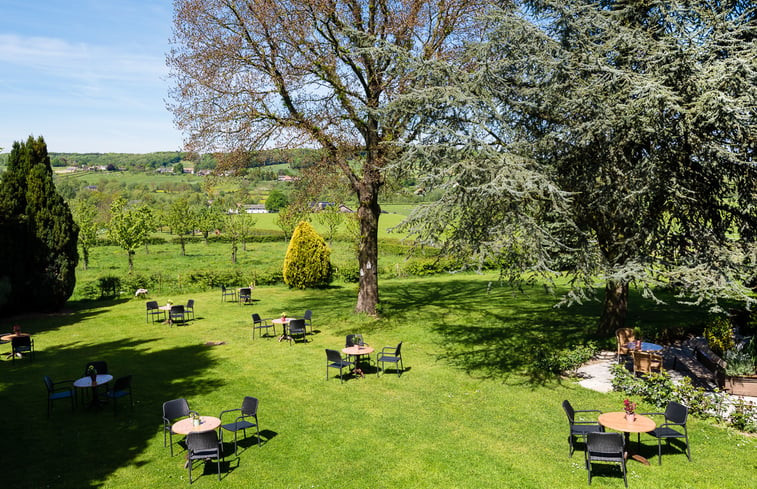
left=282, top=221, right=333, bottom=289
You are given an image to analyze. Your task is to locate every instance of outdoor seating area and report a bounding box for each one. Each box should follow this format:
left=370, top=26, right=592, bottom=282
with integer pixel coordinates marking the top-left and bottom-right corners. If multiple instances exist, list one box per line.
left=2, top=281, right=756, bottom=488
left=41, top=359, right=132, bottom=415
left=564, top=398, right=692, bottom=485
left=147, top=299, right=198, bottom=326
left=164, top=395, right=262, bottom=483
left=2, top=327, right=35, bottom=362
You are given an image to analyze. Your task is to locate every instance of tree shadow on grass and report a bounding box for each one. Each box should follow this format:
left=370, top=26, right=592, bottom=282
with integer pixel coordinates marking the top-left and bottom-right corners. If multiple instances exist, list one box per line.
left=0, top=335, right=221, bottom=489
left=376, top=278, right=712, bottom=385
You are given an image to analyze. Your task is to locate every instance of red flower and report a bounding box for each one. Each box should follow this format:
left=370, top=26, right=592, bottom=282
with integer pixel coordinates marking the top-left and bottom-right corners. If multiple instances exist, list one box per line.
left=623, top=398, right=637, bottom=414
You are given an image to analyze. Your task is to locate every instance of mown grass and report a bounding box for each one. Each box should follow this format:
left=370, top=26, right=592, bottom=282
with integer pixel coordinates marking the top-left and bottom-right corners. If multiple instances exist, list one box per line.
left=1, top=273, right=754, bottom=489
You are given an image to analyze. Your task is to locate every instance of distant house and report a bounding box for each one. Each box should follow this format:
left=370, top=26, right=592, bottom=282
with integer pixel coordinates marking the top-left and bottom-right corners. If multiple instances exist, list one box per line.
left=243, top=204, right=268, bottom=214
left=310, top=202, right=354, bottom=213
left=278, top=175, right=296, bottom=182
left=310, top=201, right=334, bottom=211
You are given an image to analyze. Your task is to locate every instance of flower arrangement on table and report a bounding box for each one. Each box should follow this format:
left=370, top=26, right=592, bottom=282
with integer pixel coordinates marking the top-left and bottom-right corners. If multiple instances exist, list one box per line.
left=166, top=300, right=173, bottom=306
left=87, top=365, right=98, bottom=382
left=623, top=398, right=637, bottom=421
left=280, top=312, right=287, bottom=320
left=13, top=324, right=21, bottom=335
left=191, top=412, right=201, bottom=426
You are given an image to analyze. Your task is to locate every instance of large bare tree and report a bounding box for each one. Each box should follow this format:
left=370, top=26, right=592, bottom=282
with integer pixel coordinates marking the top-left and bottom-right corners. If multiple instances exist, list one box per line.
left=167, top=0, right=490, bottom=314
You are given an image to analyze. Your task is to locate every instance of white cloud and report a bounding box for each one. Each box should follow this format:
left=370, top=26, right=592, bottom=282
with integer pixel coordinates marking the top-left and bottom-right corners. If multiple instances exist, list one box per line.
left=0, top=33, right=167, bottom=82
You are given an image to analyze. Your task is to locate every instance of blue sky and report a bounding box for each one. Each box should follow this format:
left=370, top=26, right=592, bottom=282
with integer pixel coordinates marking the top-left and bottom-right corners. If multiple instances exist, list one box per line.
left=0, top=1, right=184, bottom=154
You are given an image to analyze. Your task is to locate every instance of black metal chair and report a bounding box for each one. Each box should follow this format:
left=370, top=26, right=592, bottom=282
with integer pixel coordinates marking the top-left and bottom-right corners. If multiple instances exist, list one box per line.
left=326, top=349, right=354, bottom=383
left=106, top=375, right=133, bottom=414
left=12, top=335, right=34, bottom=362
left=640, top=401, right=691, bottom=464
left=186, top=430, right=222, bottom=483
left=219, top=396, right=260, bottom=454
left=377, top=341, right=404, bottom=377
left=345, top=334, right=365, bottom=347
left=238, top=287, right=252, bottom=305
left=146, top=300, right=165, bottom=323
left=43, top=375, right=76, bottom=416
left=163, top=398, right=198, bottom=456
left=251, top=313, right=276, bottom=339
left=562, top=400, right=604, bottom=457
left=299, top=309, right=313, bottom=333
left=185, top=299, right=195, bottom=320
left=169, top=305, right=186, bottom=325
left=287, top=319, right=307, bottom=344
left=221, top=285, right=237, bottom=302
left=585, top=432, right=627, bottom=487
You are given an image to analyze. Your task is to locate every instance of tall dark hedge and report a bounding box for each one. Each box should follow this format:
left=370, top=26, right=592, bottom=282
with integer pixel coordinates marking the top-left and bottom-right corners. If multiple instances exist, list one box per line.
left=0, top=136, right=79, bottom=315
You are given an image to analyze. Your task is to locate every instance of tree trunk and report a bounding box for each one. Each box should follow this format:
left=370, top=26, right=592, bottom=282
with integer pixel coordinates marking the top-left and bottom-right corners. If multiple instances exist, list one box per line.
left=597, top=279, right=628, bottom=337
left=355, top=183, right=381, bottom=315
left=231, top=241, right=237, bottom=264
left=180, top=238, right=186, bottom=256
left=82, top=248, right=89, bottom=271
left=128, top=251, right=134, bottom=273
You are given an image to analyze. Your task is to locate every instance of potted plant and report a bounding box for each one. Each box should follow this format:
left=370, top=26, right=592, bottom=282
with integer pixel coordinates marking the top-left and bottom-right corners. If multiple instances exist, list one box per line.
left=87, top=365, right=98, bottom=383
left=623, top=398, right=637, bottom=422
left=722, top=338, right=757, bottom=396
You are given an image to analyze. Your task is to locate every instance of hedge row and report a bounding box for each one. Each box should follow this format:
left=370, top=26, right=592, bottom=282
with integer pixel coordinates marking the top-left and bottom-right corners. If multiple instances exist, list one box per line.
left=73, top=256, right=491, bottom=300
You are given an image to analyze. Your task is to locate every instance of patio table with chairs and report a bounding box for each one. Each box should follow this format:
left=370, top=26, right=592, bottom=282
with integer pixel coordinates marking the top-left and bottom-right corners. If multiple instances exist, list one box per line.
left=342, top=344, right=374, bottom=378
left=74, top=374, right=114, bottom=408
left=598, top=411, right=657, bottom=465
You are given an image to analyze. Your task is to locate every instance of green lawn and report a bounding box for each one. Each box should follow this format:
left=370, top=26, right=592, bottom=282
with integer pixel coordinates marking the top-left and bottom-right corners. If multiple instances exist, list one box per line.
left=1, top=274, right=754, bottom=488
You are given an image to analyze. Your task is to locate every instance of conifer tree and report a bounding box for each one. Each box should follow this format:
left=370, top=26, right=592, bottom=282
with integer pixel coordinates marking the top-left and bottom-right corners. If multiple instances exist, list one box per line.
left=283, top=221, right=333, bottom=289
left=0, top=136, right=79, bottom=315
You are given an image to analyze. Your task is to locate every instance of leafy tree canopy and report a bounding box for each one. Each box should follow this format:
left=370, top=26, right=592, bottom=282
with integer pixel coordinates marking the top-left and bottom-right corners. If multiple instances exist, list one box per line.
left=399, top=0, right=757, bottom=335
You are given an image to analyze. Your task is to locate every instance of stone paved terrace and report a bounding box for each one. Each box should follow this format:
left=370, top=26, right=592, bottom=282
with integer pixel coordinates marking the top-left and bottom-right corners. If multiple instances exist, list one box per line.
left=577, top=339, right=757, bottom=408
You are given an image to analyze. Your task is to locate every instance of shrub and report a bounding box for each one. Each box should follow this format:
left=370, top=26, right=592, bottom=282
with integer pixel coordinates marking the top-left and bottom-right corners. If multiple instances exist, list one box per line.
left=250, top=269, right=284, bottom=286
left=402, top=257, right=460, bottom=276
left=610, top=364, right=731, bottom=426
left=120, top=273, right=160, bottom=295
left=334, top=263, right=360, bottom=283
left=534, top=342, right=598, bottom=376
left=282, top=221, right=333, bottom=289
left=97, top=276, right=121, bottom=298
left=78, top=281, right=101, bottom=300
left=724, top=344, right=756, bottom=376
left=704, top=316, right=735, bottom=356
left=730, top=398, right=757, bottom=433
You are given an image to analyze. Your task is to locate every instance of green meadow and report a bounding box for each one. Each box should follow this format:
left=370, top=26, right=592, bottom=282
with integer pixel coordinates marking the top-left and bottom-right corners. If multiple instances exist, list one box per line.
left=2, top=266, right=755, bottom=488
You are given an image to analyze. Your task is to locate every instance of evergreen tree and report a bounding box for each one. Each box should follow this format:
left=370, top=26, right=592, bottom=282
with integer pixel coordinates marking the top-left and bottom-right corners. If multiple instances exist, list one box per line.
left=283, top=221, right=333, bottom=289
left=401, top=1, right=757, bottom=335
left=0, top=136, right=79, bottom=315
